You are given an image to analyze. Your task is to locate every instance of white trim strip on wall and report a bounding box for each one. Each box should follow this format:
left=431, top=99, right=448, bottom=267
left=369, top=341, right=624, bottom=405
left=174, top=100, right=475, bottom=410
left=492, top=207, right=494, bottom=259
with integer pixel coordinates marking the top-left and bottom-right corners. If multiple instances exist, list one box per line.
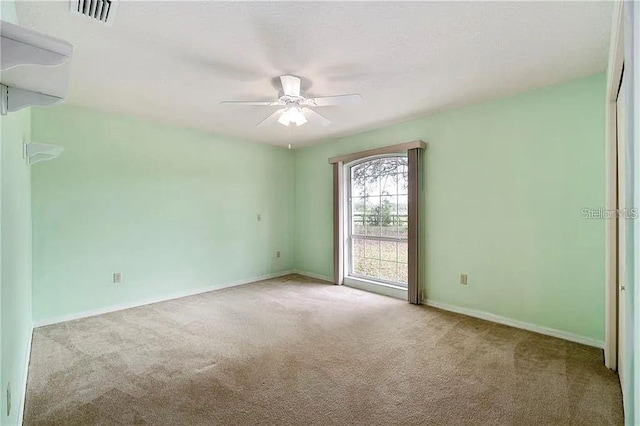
left=34, top=270, right=294, bottom=327
left=294, top=270, right=603, bottom=348
left=36, top=268, right=606, bottom=350
left=18, top=325, right=34, bottom=426
left=291, top=269, right=333, bottom=283
left=292, top=270, right=605, bottom=348
left=423, top=299, right=605, bottom=349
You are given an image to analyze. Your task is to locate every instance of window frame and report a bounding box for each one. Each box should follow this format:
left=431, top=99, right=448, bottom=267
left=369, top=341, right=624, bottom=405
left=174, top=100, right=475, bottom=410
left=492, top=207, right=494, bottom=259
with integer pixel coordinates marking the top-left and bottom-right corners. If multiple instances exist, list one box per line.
left=344, top=153, right=409, bottom=290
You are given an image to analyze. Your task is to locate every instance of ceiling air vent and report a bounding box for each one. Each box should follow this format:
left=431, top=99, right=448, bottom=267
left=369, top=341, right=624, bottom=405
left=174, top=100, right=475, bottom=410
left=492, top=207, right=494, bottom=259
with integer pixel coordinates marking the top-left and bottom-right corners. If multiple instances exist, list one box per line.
left=70, top=0, right=119, bottom=26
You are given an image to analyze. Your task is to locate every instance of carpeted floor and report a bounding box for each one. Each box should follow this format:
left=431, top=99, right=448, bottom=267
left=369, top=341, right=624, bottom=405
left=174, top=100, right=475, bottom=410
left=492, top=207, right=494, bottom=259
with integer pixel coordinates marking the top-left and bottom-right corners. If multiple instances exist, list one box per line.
left=25, top=274, right=623, bottom=425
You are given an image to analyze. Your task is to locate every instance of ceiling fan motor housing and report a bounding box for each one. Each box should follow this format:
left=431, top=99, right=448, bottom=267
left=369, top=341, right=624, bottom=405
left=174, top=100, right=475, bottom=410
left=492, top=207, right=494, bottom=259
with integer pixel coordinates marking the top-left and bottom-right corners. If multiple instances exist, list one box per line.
left=220, top=74, right=362, bottom=128
left=278, top=92, right=306, bottom=103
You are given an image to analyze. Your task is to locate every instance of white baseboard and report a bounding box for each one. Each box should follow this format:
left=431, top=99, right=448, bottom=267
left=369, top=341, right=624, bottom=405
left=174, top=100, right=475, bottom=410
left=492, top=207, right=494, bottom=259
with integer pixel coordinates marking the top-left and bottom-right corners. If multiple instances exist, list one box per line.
left=32, top=268, right=604, bottom=350
left=18, top=324, right=34, bottom=426
left=34, top=270, right=294, bottom=328
left=290, top=272, right=602, bottom=348
left=291, top=269, right=333, bottom=283
left=424, top=299, right=605, bottom=349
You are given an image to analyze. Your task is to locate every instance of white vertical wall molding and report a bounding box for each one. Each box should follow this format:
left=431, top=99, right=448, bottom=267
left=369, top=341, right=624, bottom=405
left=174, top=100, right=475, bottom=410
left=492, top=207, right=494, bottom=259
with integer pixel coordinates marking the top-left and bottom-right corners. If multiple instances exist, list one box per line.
left=18, top=325, right=33, bottom=426
left=604, top=0, right=624, bottom=371
left=629, top=0, right=640, bottom=423
left=621, top=1, right=637, bottom=422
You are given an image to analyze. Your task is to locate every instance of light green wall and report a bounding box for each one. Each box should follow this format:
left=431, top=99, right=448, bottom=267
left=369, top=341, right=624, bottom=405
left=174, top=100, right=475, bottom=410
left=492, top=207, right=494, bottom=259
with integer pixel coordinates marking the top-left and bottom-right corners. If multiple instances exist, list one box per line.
left=30, top=74, right=606, bottom=342
left=0, top=0, right=18, bottom=23
left=0, top=3, right=615, bottom=419
left=1, top=109, right=32, bottom=424
left=31, top=106, right=295, bottom=322
left=295, top=73, right=606, bottom=341
left=1, top=4, right=34, bottom=425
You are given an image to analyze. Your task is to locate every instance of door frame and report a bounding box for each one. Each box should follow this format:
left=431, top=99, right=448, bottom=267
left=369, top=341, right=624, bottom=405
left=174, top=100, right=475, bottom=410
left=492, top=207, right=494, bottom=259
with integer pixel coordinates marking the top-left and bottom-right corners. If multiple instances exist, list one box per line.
left=605, top=0, right=624, bottom=371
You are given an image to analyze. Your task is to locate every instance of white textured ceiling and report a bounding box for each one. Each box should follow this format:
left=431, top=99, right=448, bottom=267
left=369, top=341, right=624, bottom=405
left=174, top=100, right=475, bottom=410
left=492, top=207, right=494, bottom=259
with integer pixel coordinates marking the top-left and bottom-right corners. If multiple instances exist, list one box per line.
left=16, top=1, right=612, bottom=146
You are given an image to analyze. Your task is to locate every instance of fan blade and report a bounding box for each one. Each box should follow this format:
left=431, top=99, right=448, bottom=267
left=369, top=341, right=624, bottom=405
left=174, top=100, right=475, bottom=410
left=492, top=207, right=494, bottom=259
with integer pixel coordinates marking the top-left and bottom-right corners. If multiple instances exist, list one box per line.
left=280, top=75, right=301, bottom=97
left=220, top=100, right=281, bottom=106
left=305, top=94, right=362, bottom=107
left=303, top=108, right=331, bottom=127
left=257, top=109, right=284, bottom=127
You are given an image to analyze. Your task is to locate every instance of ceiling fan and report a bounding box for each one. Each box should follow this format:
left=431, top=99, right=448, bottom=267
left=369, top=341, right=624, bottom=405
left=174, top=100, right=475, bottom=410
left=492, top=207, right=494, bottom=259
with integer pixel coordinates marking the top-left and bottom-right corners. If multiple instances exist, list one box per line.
left=220, top=75, right=362, bottom=128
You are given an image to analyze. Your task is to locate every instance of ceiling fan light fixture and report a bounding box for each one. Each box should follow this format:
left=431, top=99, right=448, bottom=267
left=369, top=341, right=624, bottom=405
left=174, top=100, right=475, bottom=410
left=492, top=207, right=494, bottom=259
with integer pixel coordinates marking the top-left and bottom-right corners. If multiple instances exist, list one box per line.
left=278, top=106, right=307, bottom=127
left=221, top=74, right=362, bottom=128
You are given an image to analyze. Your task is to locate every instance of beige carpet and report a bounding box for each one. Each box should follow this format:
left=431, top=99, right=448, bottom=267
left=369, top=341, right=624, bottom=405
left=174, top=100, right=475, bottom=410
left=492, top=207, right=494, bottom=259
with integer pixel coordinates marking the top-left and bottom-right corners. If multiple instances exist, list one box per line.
left=25, top=274, right=622, bottom=425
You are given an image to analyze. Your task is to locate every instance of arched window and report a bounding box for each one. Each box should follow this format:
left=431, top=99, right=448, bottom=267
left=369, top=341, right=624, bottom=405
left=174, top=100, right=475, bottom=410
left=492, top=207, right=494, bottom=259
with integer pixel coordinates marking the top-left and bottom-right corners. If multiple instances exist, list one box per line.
left=330, top=140, right=425, bottom=303
left=347, top=155, right=408, bottom=287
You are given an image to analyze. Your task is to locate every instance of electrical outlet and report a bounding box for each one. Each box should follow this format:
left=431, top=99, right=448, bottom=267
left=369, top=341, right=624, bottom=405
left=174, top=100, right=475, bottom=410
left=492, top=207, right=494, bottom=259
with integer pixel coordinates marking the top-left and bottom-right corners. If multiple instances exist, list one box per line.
left=460, top=274, right=468, bottom=285
left=113, top=272, right=122, bottom=283
left=257, top=214, right=261, bottom=222
left=420, top=291, right=425, bottom=302
left=6, top=382, right=11, bottom=417
left=276, top=251, right=281, bottom=258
